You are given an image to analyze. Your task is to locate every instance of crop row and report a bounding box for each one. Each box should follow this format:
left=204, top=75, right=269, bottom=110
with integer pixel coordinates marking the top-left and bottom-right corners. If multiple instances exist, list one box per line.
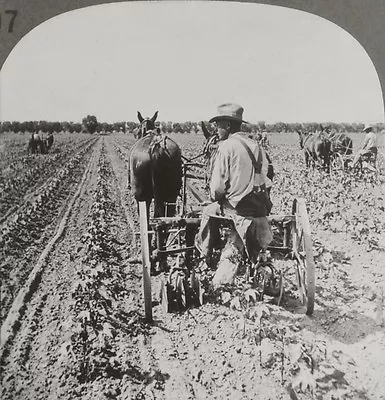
left=271, top=145, right=384, bottom=251
left=0, top=140, right=97, bottom=321
left=67, top=144, right=145, bottom=384
left=0, top=137, right=97, bottom=219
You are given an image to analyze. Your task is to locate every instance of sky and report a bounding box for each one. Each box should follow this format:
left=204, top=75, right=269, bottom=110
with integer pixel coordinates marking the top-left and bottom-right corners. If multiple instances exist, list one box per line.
left=0, top=1, right=384, bottom=124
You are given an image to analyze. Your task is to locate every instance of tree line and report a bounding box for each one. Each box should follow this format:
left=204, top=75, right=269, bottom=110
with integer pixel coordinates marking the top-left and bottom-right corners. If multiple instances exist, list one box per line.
left=1, top=115, right=384, bottom=135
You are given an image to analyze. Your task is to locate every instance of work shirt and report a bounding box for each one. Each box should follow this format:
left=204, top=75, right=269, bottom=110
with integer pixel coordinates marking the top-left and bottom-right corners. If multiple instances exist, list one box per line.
left=209, top=132, right=272, bottom=208
left=362, top=132, right=378, bottom=149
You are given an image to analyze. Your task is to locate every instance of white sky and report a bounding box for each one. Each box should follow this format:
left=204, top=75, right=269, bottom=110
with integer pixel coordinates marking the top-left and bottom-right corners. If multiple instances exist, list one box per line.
left=0, top=1, right=384, bottom=124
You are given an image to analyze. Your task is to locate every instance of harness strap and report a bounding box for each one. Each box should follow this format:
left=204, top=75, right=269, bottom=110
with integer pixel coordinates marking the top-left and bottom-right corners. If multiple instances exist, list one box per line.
left=233, top=136, right=263, bottom=174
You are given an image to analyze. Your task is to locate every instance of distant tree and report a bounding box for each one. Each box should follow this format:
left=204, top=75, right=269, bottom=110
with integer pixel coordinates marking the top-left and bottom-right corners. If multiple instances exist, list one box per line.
left=125, top=121, right=138, bottom=133
left=274, top=122, right=289, bottom=133
left=67, top=123, right=75, bottom=133
left=0, top=121, right=11, bottom=133
left=181, top=121, right=192, bottom=134
left=38, top=120, right=49, bottom=132
left=73, top=123, right=82, bottom=133
left=98, top=122, right=110, bottom=133
left=82, top=115, right=98, bottom=134
left=290, top=123, right=302, bottom=132
left=51, top=121, right=62, bottom=133
left=22, top=121, right=34, bottom=133
left=61, top=121, right=71, bottom=132
left=242, top=123, right=252, bottom=133
left=172, top=122, right=181, bottom=133
left=190, top=122, right=198, bottom=134
left=10, top=121, right=21, bottom=133
left=166, top=121, right=173, bottom=134
left=113, top=122, right=126, bottom=132
left=257, top=121, right=266, bottom=132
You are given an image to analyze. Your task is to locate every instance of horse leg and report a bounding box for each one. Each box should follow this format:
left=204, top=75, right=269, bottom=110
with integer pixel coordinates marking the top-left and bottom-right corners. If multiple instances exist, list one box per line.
left=127, top=166, right=131, bottom=189
left=325, top=154, right=331, bottom=173
left=305, top=152, right=309, bottom=168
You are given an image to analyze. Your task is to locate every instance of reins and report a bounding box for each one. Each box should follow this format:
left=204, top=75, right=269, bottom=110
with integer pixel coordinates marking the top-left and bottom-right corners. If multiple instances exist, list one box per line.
left=181, top=134, right=219, bottom=164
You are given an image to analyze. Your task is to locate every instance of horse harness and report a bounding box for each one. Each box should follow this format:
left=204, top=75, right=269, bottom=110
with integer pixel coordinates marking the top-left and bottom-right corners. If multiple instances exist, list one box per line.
left=205, top=134, right=265, bottom=194
left=148, top=130, right=169, bottom=156
left=233, top=136, right=266, bottom=194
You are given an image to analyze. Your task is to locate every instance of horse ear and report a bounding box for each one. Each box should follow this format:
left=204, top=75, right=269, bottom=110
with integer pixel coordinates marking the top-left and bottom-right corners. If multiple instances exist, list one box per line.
left=150, top=111, right=158, bottom=123
left=201, top=121, right=211, bottom=140
left=137, top=112, right=144, bottom=123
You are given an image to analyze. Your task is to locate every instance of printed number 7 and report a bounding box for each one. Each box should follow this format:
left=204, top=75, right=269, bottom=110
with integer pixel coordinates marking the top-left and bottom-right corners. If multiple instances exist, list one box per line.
left=1, top=10, right=18, bottom=33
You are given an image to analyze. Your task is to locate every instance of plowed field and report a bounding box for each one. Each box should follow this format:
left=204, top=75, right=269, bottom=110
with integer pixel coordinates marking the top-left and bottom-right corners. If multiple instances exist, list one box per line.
left=1, top=132, right=384, bottom=400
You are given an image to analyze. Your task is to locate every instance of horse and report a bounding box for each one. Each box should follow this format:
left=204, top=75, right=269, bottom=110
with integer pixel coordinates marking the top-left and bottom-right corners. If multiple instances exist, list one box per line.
left=297, top=130, right=331, bottom=172
left=201, top=122, right=275, bottom=192
left=28, top=132, right=46, bottom=154
left=128, top=111, right=183, bottom=219
left=44, top=132, right=54, bottom=152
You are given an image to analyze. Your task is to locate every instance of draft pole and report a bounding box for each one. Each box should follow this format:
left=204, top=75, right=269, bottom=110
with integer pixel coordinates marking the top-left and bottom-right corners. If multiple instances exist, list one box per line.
left=139, top=201, right=153, bottom=322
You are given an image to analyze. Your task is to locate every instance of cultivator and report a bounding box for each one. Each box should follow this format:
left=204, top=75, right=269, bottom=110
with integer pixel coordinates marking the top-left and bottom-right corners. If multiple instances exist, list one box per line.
left=137, top=156, right=315, bottom=321
left=138, top=195, right=315, bottom=320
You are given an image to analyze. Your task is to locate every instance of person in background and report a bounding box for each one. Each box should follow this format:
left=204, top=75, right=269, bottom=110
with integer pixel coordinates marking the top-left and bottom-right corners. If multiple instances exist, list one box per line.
left=352, top=125, right=378, bottom=168
left=261, top=131, right=269, bottom=148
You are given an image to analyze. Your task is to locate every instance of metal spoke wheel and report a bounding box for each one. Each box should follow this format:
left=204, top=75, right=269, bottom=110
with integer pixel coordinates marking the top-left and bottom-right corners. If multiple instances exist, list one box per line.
left=291, top=198, right=316, bottom=315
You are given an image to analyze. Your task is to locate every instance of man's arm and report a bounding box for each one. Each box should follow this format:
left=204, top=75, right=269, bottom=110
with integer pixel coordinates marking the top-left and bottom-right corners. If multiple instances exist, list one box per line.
left=209, top=150, right=229, bottom=202
left=361, top=134, right=369, bottom=150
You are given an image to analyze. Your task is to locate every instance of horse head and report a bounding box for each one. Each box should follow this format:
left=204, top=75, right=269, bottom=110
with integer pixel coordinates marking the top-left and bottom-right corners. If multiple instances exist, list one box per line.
left=296, top=129, right=309, bottom=149
left=137, top=111, right=158, bottom=138
left=201, top=121, right=220, bottom=186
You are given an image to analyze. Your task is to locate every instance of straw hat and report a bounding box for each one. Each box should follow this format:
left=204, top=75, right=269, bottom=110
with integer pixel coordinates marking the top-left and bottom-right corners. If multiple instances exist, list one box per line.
left=363, top=124, right=373, bottom=132
left=209, top=103, right=248, bottom=124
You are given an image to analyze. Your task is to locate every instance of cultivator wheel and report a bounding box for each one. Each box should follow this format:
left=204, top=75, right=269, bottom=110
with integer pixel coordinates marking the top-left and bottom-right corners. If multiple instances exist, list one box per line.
left=292, top=198, right=316, bottom=315
left=159, top=267, right=203, bottom=313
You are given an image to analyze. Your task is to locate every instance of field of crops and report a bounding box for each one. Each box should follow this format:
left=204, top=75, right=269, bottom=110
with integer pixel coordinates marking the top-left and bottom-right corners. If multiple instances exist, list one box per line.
left=0, top=130, right=384, bottom=400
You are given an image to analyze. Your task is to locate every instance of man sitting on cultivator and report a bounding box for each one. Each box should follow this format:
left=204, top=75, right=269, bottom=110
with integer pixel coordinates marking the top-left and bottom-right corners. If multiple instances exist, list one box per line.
left=352, top=124, right=378, bottom=169
left=195, top=103, right=273, bottom=287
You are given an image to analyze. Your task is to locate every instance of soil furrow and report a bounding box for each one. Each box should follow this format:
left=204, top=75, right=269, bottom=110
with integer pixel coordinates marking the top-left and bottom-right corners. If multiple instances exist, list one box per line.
left=1, top=132, right=383, bottom=400
left=0, top=140, right=99, bottom=361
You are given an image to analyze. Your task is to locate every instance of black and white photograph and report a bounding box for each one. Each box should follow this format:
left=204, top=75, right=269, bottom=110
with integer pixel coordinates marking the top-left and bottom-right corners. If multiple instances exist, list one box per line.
left=1, top=0, right=384, bottom=398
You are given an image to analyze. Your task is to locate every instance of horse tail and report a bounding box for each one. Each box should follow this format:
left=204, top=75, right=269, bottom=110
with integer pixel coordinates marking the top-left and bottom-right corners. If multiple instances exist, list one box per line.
left=149, top=135, right=182, bottom=217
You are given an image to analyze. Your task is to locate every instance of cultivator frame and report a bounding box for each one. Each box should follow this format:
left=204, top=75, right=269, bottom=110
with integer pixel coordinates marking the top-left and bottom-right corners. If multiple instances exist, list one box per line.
left=330, top=150, right=385, bottom=176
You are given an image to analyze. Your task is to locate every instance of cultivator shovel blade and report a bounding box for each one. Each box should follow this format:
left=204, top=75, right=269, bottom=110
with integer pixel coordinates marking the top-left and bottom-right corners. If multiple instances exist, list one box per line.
left=159, top=267, right=203, bottom=313
left=176, top=274, right=187, bottom=309
left=189, top=272, right=203, bottom=307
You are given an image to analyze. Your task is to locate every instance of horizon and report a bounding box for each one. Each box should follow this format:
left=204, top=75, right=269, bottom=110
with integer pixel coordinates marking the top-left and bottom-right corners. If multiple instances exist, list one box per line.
left=0, top=118, right=382, bottom=126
